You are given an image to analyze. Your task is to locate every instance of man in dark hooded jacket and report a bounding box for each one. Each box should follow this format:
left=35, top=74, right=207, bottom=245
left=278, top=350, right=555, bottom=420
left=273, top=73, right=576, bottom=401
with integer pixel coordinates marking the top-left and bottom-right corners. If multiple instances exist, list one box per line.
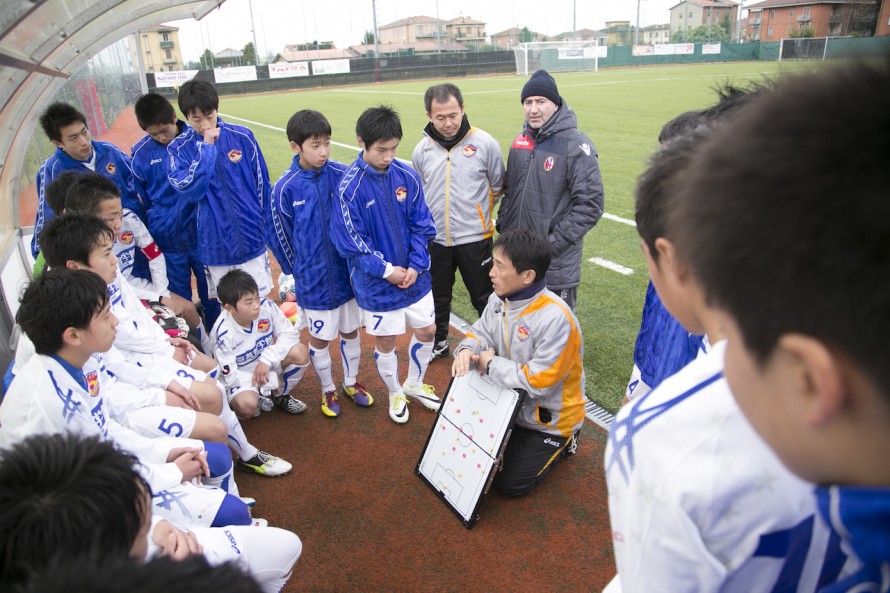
left=497, top=69, right=604, bottom=310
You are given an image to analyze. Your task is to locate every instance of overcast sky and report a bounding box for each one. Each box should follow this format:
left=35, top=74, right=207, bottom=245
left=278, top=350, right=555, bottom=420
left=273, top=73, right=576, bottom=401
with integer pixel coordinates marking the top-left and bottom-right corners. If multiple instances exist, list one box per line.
left=170, top=0, right=676, bottom=63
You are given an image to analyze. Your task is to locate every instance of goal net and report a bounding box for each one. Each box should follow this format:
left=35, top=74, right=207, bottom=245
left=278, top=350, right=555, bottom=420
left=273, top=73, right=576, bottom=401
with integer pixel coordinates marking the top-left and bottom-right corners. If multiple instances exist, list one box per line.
left=512, top=40, right=601, bottom=76
left=779, top=37, right=829, bottom=61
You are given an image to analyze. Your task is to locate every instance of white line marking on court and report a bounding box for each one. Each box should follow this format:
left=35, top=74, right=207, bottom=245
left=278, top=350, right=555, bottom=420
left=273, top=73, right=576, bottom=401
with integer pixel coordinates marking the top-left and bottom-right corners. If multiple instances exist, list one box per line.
left=330, top=89, right=424, bottom=95
left=602, top=212, right=636, bottom=227
left=589, top=257, right=634, bottom=275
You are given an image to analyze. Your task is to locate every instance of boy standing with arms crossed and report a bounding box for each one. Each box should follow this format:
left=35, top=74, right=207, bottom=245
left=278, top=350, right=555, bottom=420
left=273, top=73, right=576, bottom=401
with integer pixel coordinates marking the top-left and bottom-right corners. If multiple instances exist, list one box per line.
left=167, top=80, right=273, bottom=298
left=266, top=109, right=373, bottom=418
left=331, top=105, right=439, bottom=424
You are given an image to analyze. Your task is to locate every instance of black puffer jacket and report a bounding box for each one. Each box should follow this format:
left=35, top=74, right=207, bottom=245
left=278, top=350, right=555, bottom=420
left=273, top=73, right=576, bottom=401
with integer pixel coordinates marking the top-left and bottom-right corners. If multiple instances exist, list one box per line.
left=498, top=102, right=604, bottom=290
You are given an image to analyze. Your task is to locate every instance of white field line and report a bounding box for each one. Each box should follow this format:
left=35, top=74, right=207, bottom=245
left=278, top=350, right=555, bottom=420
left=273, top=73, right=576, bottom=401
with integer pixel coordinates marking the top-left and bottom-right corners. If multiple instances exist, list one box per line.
left=589, top=257, right=634, bottom=276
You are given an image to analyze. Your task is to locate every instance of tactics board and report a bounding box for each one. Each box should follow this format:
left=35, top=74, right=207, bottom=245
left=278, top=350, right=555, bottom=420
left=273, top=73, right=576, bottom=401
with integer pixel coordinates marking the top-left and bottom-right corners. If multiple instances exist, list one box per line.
left=415, top=370, right=522, bottom=528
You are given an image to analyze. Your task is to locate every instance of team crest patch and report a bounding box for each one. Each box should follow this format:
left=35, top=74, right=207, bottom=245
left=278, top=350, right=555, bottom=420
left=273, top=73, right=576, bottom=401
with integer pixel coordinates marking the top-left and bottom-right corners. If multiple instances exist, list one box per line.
left=118, top=230, right=134, bottom=245
left=517, top=323, right=531, bottom=342
left=86, top=371, right=100, bottom=397
left=257, top=319, right=270, bottom=333
left=105, top=162, right=116, bottom=175
left=462, top=144, right=478, bottom=158
left=543, top=156, right=555, bottom=172
left=395, top=186, right=407, bottom=202
left=228, top=149, right=243, bottom=163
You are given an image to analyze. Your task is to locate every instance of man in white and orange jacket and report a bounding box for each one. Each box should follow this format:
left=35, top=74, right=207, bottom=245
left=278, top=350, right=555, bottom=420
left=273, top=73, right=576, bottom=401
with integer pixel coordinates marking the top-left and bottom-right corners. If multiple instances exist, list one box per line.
left=452, top=229, right=586, bottom=497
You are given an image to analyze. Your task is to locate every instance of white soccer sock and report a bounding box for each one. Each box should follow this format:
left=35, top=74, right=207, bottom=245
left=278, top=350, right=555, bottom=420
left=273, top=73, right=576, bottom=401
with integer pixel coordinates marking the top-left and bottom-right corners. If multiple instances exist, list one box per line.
left=340, top=335, right=362, bottom=386
left=280, top=363, right=307, bottom=395
left=310, top=345, right=336, bottom=393
left=219, top=392, right=258, bottom=462
left=374, top=349, right=401, bottom=394
left=405, top=336, right=433, bottom=387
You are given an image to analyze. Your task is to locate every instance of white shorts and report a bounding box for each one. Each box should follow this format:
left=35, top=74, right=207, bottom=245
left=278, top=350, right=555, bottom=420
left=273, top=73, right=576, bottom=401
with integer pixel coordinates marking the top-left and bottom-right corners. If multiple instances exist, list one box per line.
left=363, top=291, right=435, bottom=337
left=150, top=481, right=225, bottom=528
left=224, top=369, right=279, bottom=401
left=625, top=363, right=653, bottom=401
left=122, top=405, right=198, bottom=439
left=206, top=252, right=273, bottom=298
left=304, top=299, right=362, bottom=341
left=131, top=353, right=209, bottom=390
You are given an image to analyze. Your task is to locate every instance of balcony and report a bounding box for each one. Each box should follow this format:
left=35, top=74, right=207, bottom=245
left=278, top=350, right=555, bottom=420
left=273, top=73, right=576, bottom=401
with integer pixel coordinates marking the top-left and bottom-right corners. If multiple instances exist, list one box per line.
left=796, top=14, right=811, bottom=22
left=159, top=40, right=174, bottom=49
left=828, top=13, right=842, bottom=23
left=163, top=58, right=177, bottom=65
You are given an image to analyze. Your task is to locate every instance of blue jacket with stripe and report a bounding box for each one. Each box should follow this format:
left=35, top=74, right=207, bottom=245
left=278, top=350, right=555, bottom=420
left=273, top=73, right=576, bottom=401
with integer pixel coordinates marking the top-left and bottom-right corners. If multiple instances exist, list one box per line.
left=331, top=155, right=436, bottom=312
left=166, top=116, right=270, bottom=266
left=266, top=155, right=354, bottom=311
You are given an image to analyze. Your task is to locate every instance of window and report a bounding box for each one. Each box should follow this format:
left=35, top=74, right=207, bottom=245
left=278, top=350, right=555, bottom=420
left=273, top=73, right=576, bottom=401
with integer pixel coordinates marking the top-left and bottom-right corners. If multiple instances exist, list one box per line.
left=165, top=49, right=172, bottom=59
left=770, top=9, right=776, bottom=17
left=689, top=11, right=693, bottom=17
left=768, top=26, right=773, bottom=36
left=803, top=7, right=811, bottom=15
left=162, top=33, right=169, bottom=41
left=789, top=8, right=794, bottom=16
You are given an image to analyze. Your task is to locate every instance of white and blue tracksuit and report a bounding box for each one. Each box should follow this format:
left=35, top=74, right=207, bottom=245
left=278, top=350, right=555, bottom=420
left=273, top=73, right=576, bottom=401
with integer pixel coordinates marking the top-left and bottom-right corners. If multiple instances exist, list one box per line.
left=166, top=116, right=270, bottom=268
left=331, top=155, right=437, bottom=312
left=266, top=155, right=353, bottom=311
left=32, top=140, right=147, bottom=257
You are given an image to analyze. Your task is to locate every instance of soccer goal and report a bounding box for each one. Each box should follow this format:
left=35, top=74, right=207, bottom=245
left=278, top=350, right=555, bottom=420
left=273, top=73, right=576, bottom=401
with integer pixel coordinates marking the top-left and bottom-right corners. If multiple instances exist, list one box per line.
left=512, top=40, right=601, bottom=76
left=779, top=37, right=831, bottom=61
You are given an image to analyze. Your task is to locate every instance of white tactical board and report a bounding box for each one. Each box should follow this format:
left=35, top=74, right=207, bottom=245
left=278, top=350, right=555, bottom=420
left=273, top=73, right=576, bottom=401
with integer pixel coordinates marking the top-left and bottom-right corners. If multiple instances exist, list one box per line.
left=416, top=370, right=523, bottom=528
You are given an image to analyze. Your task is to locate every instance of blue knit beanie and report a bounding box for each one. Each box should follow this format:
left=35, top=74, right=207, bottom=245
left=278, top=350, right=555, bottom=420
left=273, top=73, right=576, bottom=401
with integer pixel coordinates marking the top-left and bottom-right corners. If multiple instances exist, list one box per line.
left=521, top=69, right=561, bottom=106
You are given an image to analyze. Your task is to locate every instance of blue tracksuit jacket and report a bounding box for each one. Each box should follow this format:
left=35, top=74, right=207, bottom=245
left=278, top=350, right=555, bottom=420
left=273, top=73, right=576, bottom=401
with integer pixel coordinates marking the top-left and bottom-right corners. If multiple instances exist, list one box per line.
left=166, top=116, right=270, bottom=267
left=31, top=140, right=146, bottom=257
left=331, top=155, right=436, bottom=312
left=266, top=155, right=354, bottom=311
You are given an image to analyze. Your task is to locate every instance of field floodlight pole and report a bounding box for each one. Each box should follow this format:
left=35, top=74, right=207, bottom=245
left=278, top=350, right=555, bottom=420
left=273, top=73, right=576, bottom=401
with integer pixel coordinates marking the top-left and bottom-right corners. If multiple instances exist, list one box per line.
left=372, top=0, right=380, bottom=57
left=249, top=0, right=260, bottom=65
left=737, top=0, right=745, bottom=42
left=635, top=0, right=641, bottom=45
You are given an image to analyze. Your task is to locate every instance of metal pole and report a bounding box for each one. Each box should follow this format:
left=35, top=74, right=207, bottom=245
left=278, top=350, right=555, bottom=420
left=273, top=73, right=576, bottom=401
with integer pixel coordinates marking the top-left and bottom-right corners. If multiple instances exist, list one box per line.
left=737, top=0, right=745, bottom=42
left=372, top=0, right=380, bottom=57
left=249, top=0, right=260, bottom=64
left=635, top=0, right=641, bottom=45
left=573, top=0, right=577, bottom=40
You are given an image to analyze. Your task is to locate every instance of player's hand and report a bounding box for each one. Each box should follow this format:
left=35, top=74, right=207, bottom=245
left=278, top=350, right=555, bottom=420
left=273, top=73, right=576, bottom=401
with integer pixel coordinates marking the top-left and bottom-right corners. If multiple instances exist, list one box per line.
left=202, top=127, right=220, bottom=145
left=166, top=380, right=201, bottom=411
left=399, top=267, right=418, bottom=289
left=165, top=388, right=201, bottom=411
left=153, top=520, right=203, bottom=560
left=168, top=337, right=197, bottom=365
left=169, top=448, right=209, bottom=483
left=478, top=348, right=496, bottom=374
left=452, top=349, right=479, bottom=377
left=252, top=362, right=271, bottom=387
left=386, top=266, right=408, bottom=285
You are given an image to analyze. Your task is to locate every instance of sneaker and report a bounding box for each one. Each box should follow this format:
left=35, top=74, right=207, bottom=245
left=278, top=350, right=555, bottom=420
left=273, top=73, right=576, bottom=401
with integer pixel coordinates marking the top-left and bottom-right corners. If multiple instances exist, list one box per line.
left=431, top=340, right=450, bottom=360
left=388, top=391, right=409, bottom=424
left=274, top=394, right=307, bottom=415
left=342, top=382, right=374, bottom=407
left=252, top=407, right=262, bottom=418
left=236, top=451, right=293, bottom=477
left=402, top=382, right=441, bottom=410
left=321, top=390, right=341, bottom=417
left=258, top=395, right=274, bottom=412
left=251, top=517, right=269, bottom=527
left=240, top=497, right=257, bottom=508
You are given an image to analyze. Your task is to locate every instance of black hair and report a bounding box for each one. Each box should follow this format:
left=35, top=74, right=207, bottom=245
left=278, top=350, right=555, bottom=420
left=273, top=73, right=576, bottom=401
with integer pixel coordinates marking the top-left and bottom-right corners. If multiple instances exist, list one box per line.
left=0, top=435, right=149, bottom=589
left=635, top=132, right=704, bottom=259
left=44, top=171, right=81, bottom=216
left=217, top=269, right=259, bottom=307
left=657, top=81, right=771, bottom=145
left=493, top=229, right=551, bottom=280
left=134, top=92, right=176, bottom=129
left=64, top=172, right=120, bottom=215
left=658, top=110, right=703, bottom=145
left=286, top=109, right=332, bottom=147
left=672, top=57, right=890, bottom=389
left=39, top=102, right=87, bottom=142
left=177, top=79, right=219, bottom=118
left=40, top=213, right=114, bottom=269
left=355, top=104, right=402, bottom=148
left=20, top=555, right=263, bottom=593
left=15, top=268, right=110, bottom=355
left=424, top=83, right=464, bottom=113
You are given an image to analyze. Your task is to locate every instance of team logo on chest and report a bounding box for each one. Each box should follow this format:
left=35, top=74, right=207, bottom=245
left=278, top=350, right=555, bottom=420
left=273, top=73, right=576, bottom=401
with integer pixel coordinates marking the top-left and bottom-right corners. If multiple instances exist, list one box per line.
left=395, top=186, right=407, bottom=202
left=543, top=156, right=555, bottom=172
left=118, top=230, right=134, bottom=245
left=257, top=319, right=270, bottom=333
left=516, top=323, right=531, bottom=342
left=86, top=371, right=100, bottom=397
left=228, top=149, right=243, bottom=163
left=462, top=144, right=478, bottom=158
left=105, top=162, right=117, bottom=175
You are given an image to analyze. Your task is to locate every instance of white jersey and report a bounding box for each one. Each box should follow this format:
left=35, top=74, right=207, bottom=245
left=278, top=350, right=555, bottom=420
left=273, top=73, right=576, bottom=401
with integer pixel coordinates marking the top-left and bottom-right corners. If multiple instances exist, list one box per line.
left=0, top=352, right=226, bottom=527
left=114, top=208, right=169, bottom=301
left=108, top=270, right=174, bottom=359
left=210, top=297, right=300, bottom=393
left=606, top=340, right=849, bottom=593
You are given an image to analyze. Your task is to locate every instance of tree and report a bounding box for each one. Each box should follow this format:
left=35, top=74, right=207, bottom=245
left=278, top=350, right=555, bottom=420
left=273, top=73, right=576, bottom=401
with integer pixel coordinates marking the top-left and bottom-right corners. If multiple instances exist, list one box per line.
left=519, top=27, right=535, bottom=43
left=363, top=30, right=376, bottom=45
left=199, top=49, right=214, bottom=69
left=673, top=24, right=730, bottom=42
left=789, top=25, right=815, bottom=38
left=242, top=41, right=256, bottom=65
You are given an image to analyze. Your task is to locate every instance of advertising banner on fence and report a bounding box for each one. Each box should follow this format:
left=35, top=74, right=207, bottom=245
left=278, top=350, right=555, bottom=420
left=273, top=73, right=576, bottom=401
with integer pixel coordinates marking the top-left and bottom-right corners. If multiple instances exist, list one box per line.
left=585, top=45, right=608, bottom=58
left=214, top=66, right=258, bottom=84
left=558, top=48, right=584, bottom=59
left=311, top=59, right=350, bottom=75
left=269, top=62, right=310, bottom=78
left=154, top=70, right=198, bottom=88
left=654, top=43, right=695, bottom=55
left=702, top=43, right=721, bottom=54
left=633, top=45, right=655, bottom=56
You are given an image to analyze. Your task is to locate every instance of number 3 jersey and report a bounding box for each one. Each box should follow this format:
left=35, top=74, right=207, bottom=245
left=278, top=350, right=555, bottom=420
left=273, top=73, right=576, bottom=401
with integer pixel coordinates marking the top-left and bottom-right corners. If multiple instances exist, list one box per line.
left=605, top=340, right=851, bottom=593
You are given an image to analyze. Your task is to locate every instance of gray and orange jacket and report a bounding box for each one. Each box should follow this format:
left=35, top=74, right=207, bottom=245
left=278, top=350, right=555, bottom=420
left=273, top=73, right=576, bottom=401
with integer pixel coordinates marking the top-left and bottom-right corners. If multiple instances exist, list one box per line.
left=411, top=127, right=504, bottom=247
left=455, top=282, right=586, bottom=437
